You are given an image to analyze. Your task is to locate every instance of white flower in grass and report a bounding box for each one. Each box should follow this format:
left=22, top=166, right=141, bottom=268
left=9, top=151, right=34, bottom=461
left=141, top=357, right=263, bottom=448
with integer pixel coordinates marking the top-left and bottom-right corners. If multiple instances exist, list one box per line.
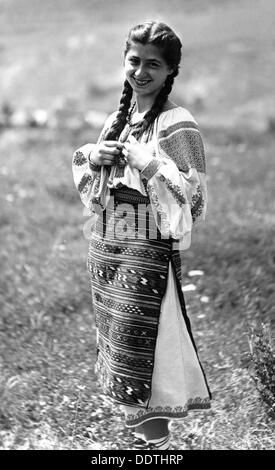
left=188, top=270, right=204, bottom=276
left=200, top=296, right=209, bottom=303
left=6, top=194, right=14, bottom=203
left=182, top=284, right=196, bottom=292
left=31, top=109, right=48, bottom=126
left=10, top=109, right=28, bottom=127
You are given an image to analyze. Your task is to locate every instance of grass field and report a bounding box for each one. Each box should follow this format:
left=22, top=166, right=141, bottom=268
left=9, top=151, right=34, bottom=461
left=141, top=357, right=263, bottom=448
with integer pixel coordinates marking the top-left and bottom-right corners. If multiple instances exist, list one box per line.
left=0, top=0, right=274, bottom=450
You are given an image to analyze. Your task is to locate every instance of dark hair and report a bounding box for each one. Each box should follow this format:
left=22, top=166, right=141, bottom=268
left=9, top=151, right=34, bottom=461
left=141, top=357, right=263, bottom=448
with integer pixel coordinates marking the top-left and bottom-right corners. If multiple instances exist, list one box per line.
left=105, top=21, right=182, bottom=141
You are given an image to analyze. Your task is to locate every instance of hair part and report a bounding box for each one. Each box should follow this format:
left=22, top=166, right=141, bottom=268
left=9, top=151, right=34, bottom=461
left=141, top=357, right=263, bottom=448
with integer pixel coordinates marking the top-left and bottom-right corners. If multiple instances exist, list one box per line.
left=105, top=21, right=182, bottom=141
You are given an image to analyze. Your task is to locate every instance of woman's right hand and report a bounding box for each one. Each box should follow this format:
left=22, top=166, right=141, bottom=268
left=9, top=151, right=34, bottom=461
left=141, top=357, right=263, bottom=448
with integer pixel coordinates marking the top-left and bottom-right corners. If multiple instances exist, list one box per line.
left=89, top=141, right=124, bottom=166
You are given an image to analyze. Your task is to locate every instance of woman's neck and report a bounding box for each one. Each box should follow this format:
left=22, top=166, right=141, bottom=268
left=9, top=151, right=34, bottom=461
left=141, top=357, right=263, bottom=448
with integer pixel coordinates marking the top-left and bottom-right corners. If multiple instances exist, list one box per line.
left=134, top=93, right=156, bottom=113
left=134, top=95, right=175, bottom=114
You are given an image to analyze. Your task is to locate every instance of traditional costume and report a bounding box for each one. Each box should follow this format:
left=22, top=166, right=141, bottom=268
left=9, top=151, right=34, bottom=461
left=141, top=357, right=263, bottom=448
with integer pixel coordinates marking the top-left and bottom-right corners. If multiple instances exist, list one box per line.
left=72, top=106, right=211, bottom=428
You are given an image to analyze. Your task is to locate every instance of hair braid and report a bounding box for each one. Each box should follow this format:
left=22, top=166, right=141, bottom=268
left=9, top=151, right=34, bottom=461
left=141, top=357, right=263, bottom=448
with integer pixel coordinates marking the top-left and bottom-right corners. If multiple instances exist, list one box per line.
left=133, top=69, right=178, bottom=139
left=105, top=21, right=182, bottom=142
left=105, top=80, right=133, bottom=141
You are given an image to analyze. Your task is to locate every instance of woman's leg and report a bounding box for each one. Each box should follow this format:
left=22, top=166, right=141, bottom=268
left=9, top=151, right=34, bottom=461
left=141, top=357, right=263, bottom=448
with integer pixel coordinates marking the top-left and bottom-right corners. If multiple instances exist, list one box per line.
left=142, top=418, right=169, bottom=440
left=134, top=423, right=145, bottom=439
left=132, top=419, right=171, bottom=449
left=134, top=419, right=169, bottom=442
left=134, top=419, right=169, bottom=439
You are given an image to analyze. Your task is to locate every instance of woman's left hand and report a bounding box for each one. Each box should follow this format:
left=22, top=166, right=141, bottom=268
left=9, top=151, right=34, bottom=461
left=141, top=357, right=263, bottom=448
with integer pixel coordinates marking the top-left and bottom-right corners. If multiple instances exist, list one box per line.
left=122, top=135, right=153, bottom=171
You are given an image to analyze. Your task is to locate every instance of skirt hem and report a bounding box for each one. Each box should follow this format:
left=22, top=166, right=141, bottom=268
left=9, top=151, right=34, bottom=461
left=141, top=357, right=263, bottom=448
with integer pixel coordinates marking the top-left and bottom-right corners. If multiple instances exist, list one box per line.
left=123, top=399, right=211, bottom=427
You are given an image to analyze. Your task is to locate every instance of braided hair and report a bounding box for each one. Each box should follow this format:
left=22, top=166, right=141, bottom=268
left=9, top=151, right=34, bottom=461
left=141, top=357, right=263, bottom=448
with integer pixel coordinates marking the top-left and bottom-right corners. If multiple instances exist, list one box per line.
left=105, top=79, right=133, bottom=141
left=104, top=21, right=182, bottom=141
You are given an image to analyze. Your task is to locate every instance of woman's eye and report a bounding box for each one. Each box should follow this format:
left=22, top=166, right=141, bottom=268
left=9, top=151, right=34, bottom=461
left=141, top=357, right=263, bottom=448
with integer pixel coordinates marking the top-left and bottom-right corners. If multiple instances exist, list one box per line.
left=149, top=63, right=159, bottom=68
left=129, top=58, right=139, bottom=65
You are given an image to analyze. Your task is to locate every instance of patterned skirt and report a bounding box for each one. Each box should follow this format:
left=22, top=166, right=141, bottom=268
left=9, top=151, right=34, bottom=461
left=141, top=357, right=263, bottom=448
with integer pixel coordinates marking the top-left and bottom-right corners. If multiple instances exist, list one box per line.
left=87, top=187, right=211, bottom=418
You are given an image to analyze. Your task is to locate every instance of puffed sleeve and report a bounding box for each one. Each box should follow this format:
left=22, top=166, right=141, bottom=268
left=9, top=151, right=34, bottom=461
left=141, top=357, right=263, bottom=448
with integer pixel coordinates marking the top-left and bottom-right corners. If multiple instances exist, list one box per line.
left=140, top=108, right=207, bottom=250
left=72, top=112, right=116, bottom=214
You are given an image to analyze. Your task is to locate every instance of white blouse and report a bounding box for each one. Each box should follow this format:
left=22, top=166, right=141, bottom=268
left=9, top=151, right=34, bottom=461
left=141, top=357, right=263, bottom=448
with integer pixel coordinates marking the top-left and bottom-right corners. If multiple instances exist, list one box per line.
left=72, top=106, right=207, bottom=251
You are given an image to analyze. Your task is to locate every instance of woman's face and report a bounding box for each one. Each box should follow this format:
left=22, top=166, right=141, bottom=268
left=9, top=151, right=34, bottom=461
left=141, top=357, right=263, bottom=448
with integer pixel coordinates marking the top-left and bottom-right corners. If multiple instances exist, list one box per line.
left=124, top=42, right=173, bottom=98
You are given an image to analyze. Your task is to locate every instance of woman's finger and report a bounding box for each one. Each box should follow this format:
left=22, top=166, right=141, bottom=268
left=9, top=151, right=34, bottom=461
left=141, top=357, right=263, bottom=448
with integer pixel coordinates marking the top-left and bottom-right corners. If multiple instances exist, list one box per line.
left=104, top=141, right=124, bottom=149
left=102, top=154, right=115, bottom=162
left=101, top=147, right=120, bottom=155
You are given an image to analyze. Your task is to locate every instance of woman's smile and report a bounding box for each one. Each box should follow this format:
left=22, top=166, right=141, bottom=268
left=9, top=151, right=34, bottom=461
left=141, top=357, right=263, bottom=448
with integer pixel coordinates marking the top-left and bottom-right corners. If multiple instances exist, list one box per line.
left=133, top=77, right=152, bottom=88
left=124, top=42, right=173, bottom=101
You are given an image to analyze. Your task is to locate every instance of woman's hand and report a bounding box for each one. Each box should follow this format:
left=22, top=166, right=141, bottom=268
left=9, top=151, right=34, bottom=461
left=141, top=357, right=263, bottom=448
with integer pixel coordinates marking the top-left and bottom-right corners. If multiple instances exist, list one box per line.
left=122, top=135, right=153, bottom=171
left=89, top=141, right=124, bottom=166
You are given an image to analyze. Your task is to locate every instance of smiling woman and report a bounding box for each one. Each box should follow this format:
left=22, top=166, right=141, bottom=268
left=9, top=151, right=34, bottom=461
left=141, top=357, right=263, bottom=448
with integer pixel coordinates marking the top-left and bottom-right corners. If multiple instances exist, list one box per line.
left=124, top=43, right=174, bottom=103
left=72, top=20, right=211, bottom=450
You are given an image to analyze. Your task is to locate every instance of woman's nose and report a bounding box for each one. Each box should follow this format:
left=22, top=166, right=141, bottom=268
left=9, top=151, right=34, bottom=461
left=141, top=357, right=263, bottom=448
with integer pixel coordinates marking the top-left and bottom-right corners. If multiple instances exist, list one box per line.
left=135, top=65, right=146, bottom=77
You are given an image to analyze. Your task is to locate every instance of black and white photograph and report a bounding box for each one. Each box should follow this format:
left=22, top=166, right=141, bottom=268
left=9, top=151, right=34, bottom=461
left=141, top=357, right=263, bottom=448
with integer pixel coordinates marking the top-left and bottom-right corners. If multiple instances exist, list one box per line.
left=0, top=0, right=274, bottom=455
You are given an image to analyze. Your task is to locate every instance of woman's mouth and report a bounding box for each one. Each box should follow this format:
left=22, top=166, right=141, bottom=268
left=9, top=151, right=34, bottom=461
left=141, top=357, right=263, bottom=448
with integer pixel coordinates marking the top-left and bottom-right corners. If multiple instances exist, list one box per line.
left=133, top=77, right=152, bottom=87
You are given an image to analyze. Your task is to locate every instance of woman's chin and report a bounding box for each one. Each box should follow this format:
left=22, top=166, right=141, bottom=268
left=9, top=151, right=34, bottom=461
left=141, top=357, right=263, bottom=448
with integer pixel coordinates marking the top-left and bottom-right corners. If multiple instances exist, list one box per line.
left=132, top=85, right=160, bottom=97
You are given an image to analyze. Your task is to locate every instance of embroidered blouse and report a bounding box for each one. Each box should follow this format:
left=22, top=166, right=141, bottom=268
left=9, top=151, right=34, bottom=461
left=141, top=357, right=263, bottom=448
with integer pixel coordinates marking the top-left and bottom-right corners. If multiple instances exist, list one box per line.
left=72, top=106, right=207, bottom=250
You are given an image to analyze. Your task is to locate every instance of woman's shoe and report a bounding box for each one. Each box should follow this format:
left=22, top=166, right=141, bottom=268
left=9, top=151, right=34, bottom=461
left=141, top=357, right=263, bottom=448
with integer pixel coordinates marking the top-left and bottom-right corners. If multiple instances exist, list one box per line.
left=132, top=434, right=171, bottom=450
left=131, top=437, right=148, bottom=449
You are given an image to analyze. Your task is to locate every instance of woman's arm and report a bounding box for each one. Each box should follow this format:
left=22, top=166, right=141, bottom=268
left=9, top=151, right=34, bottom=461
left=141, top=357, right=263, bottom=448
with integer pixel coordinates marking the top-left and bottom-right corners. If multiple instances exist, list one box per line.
left=141, top=115, right=207, bottom=249
left=72, top=112, right=118, bottom=213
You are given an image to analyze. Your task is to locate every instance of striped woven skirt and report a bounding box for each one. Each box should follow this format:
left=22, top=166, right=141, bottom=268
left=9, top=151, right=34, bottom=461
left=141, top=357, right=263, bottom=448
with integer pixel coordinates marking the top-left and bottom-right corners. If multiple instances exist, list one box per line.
left=87, top=187, right=211, bottom=424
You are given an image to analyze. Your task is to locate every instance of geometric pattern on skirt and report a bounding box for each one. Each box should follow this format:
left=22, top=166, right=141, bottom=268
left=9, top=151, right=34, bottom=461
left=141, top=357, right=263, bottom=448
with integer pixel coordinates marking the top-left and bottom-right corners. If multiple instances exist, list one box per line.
left=121, top=263, right=211, bottom=427
left=87, top=187, right=211, bottom=408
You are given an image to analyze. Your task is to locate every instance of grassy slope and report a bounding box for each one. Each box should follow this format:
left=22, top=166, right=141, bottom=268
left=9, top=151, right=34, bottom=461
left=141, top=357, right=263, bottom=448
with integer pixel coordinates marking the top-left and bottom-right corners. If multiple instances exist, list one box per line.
left=0, top=125, right=274, bottom=450
left=0, top=0, right=274, bottom=450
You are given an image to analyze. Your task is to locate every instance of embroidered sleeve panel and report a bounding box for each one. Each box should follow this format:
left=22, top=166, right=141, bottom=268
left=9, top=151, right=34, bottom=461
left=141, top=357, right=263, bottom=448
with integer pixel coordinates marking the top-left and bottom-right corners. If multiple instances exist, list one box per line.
left=163, top=177, right=188, bottom=207
left=77, top=173, right=92, bottom=194
left=72, top=145, right=98, bottom=175
left=72, top=150, right=87, bottom=166
left=141, top=159, right=164, bottom=180
left=72, top=145, right=106, bottom=210
left=146, top=183, right=171, bottom=236
left=72, top=112, right=118, bottom=210
left=191, top=184, right=205, bottom=224
left=77, top=171, right=100, bottom=195
left=158, top=123, right=206, bottom=174
left=158, top=120, right=199, bottom=138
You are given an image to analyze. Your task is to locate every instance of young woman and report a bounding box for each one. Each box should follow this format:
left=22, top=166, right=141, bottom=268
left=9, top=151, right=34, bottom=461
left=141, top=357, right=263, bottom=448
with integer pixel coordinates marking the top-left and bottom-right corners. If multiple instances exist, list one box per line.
left=72, top=21, right=211, bottom=450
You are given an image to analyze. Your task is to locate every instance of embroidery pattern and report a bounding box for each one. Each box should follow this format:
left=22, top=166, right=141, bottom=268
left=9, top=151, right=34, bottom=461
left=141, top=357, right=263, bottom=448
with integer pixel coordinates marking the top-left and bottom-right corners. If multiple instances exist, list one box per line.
left=88, top=199, right=172, bottom=406
left=73, top=117, right=211, bottom=410
left=191, top=185, right=204, bottom=223
left=159, top=127, right=206, bottom=174
left=147, top=183, right=171, bottom=236
left=158, top=121, right=199, bottom=138
left=141, top=159, right=163, bottom=180
left=125, top=397, right=211, bottom=426
left=78, top=173, right=92, bottom=194
left=161, top=176, right=187, bottom=206
left=73, top=150, right=87, bottom=166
